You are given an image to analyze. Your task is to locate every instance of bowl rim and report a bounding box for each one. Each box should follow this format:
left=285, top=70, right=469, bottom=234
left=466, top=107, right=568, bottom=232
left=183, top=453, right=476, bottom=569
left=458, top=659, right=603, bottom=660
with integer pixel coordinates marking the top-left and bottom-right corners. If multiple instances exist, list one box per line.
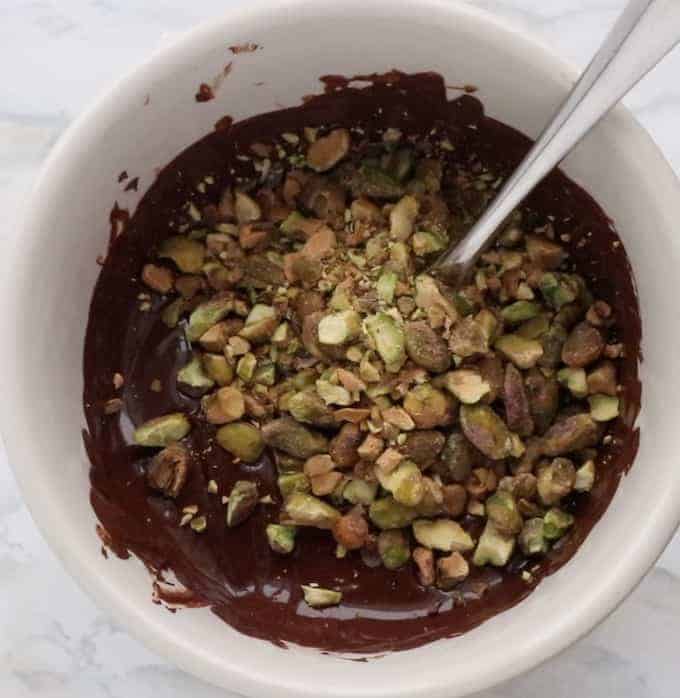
left=3, top=0, right=680, bottom=696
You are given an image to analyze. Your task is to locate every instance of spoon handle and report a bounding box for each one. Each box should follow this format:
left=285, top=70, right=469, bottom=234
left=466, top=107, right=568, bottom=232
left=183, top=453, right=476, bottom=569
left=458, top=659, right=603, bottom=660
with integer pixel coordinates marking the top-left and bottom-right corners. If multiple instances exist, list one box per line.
left=432, top=0, right=680, bottom=285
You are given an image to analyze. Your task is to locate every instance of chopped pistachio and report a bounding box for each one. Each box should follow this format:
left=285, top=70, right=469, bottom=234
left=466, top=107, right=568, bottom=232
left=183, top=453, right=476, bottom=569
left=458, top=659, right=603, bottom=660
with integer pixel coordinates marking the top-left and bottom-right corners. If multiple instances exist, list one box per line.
left=377, top=530, right=411, bottom=569
left=542, top=413, right=600, bottom=456
left=288, top=390, right=335, bottom=427
left=537, top=458, right=576, bottom=506
left=202, top=353, right=233, bottom=385
left=519, top=518, right=549, bottom=555
left=404, top=321, right=451, bottom=373
left=412, top=230, right=446, bottom=256
left=186, top=293, right=234, bottom=341
left=236, top=352, right=257, bottom=382
left=318, top=310, right=362, bottom=345
left=239, top=304, right=278, bottom=343
left=376, top=460, right=425, bottom=507
left=301, top=584, right=342, bottom=608
left=134, top=413, right=191, bottom=447
left=161, top=297, right=187, bottom=328
left=588, top=394, right=619, bottom=421
left=226, top=480, right=259, bottom=526
left=443, top=369, right=490, bottom=404
left=262, top=417, right=328, bottom=458
left=147, top=443, right=190, bottom=497
left=501, top=301, right=541, bottom=324
left=574, top=459, right=596, bottom=492
left=403, top=383, right=453, bottom=429
left=369, top=496, right=418, bottom=530
left=376, top=270, right=398, bottom=304
left=216, top=422, right=264, bottom=462
left=459, top=405, right=514, bottom=460
left=278, top=472, right=311, bottom=498
left=543, top=507, right=574, bottom=540
left=389, top=195, right=419, bottom=240
left=253, top=361, right=276, bottom=386
left=437, top=551, right=470, bottom=589
left=557, top=367, right=588, bottom=398
left=485, top=491, right=523, bottom=536
left=177, top=355, right=215, bottom=396
left=539, top=272, right=579, bottom=309
left=517, top=313, right=551, bottom=340
left=343, top=479, right=379, bottom=505
left=363, top=313, right=406, bottom=372
left=215, top=385, right=246, bottom=422
left=473, top=521, right=516, bottom=567
left=315, top=379, right=353, bottom=406
left=495, top=334, right=544, bottom=369
left=306, top=128, right=350, bottom=172
left=412, top=519, right=474, bottom=553
left=267, top=524, right=297, bottom=554
left=234, top=191, right=262, bottom=224
left=284, top=492, right=340, bottom=529
left=158, top=236, right=205, bottom=273
left=190, top=515, right=207, bottom=533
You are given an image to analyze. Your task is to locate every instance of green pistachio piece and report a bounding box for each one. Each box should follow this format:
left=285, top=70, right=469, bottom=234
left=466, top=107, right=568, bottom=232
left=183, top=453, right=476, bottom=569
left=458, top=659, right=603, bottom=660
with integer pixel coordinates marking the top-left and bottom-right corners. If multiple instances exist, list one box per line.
left=473, top=521, right=516, bottom=567
left=459, top=405, right=514, bottom=460
left=542, top=414, right=600, bottom=456
left=383, top=147, right=415, bottom=181
left=226, top=480, right=259, bottom=526
left=376, top=460, right=425, bottom=507
left=202, top=353, right=233, bottom=386
left=517, top=313, right=551, bottom=340
left=486, top=490, right=523, bottom=536
left=588, top=394, right=619, bottom=422
left=216, top=422, right=264, bottom=462
left=355, top=164, right=405, bottom=199
left=315, top=379, right=352, bottom=406
left=266, top=524, right=297, bottom=554
left=377, top=530, right=411, bottom=570
left=369, top=497, right=418, bottom=530
left=134, top=413, right=191, bottom=447
left=280, top=210, right=308, bottom=236
left=434, top=430, right=475, bottom=484
left=412, top=231, right=446, bottom=256
left=538, top=323, right=568, bottom=368
left=365, top=233, right=390, bottom=266
left=412, top=519, right=474, bottom=553
left=301, top=585, right=342, bottom=608
left=495, top=334, right=544, bottom=369
left=543, top=507, right=574, bottom=540
left=262, top=417, right=328, bottom=458
left=288, top=390, right=335, bottom=427
left=253, top=361, right=276, bottom=386
left=161, top=297, right=187, bottom=328
left=539, top=272, right=579, bottom=309
left=403, top=383, right=454, bottom=429
left=176, top=355, right=215, bottom=396
left=275, top=452, right=304, bottom=474
left=363, top=313, right=406, bottom=373
left=557, top=367, right=588, bottom=398
left=278, top=472, right=311, bottom=498
left=158, top=236, right=205, bottom=273
left=574, top=459, right=596, bottom=492
left=448, top=316, right=489, bottom=357
left=343, top=479, right=379, bottom=505
left=284, top=492, right=340, bottom=529
left=186, top=293, right=234, bottom=341
left=526, top=235, right=565, bottom=270
left=400, top=430, right=446, bottom=468
left=404, top=321, right=451, bottom=373
left=239, top=304, right=278, bottom=343
left=376, top=270, right=398, bottom=305
left=519, top=518, right=549, bottom=555
left=390, top=195, right=419, bottom=241
left=388, top=241, right=413, bottom=278
left=443, top=369, right=490, bottom=404
left=537, top=457, right=576, bottom=505
left=501, top=301, right=541, bottom=324
left=236, top=352, right=257, bottom=382
left=318, top=310, right=362, bottom=345
left=414, top=274, right=458, bottom=323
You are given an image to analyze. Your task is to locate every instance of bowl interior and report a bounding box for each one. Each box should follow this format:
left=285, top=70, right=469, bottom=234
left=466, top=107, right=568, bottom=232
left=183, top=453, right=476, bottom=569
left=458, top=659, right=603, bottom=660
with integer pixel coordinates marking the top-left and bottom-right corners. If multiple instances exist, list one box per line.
left=3, top=1, right=680, bottom=697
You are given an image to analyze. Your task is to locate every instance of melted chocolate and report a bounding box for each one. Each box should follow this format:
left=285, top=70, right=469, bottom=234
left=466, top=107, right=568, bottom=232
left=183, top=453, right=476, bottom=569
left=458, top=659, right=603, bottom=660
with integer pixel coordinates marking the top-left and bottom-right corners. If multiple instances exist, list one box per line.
left=83, top=73, right=640, bottom=653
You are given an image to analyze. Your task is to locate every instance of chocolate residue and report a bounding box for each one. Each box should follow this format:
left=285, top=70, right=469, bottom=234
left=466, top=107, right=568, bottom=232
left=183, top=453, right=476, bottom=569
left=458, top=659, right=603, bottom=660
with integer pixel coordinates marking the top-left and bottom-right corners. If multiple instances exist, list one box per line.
left=124, top=177, right=139, bottom=192
left=229, top=42, right=260, bottom=54
left=118, top=170, right=128, bottom=183
left=84, top=72, right=640, bottom=654
left=107, top=202, right=129, bottom=254
left=195, top=83, right=215, bottom=102
left=214, top=115, right=234, bottom=132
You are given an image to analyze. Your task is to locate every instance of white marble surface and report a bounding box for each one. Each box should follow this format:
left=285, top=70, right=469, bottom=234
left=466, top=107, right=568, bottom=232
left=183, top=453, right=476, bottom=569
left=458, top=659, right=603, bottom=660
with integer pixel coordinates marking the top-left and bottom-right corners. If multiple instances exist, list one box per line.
left=1, top=1, right=680, bottom=696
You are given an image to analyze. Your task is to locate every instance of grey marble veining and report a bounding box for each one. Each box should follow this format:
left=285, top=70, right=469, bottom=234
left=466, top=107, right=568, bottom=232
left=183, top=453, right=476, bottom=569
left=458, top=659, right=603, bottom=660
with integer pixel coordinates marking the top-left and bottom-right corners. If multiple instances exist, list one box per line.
left=1, top=1, right=679, bottom=695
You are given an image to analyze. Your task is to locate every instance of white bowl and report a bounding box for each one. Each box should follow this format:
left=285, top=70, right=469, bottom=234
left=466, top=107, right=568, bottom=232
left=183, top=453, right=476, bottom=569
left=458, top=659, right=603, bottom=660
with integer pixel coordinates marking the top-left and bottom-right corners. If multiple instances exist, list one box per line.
left=3, top=0, right=680, bottom=696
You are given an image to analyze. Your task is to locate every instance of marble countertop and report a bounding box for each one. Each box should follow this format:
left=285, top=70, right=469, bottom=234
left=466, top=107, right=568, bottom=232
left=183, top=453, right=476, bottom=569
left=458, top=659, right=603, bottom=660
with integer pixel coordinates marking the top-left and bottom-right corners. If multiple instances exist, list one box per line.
left=1, top=1, right=680, bottom=696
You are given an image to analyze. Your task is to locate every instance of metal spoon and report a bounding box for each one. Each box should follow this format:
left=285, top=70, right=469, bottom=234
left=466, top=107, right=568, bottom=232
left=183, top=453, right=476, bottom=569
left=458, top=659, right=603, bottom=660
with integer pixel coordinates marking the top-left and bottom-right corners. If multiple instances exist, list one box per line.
left=431, top=0, right=680, bottom=286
